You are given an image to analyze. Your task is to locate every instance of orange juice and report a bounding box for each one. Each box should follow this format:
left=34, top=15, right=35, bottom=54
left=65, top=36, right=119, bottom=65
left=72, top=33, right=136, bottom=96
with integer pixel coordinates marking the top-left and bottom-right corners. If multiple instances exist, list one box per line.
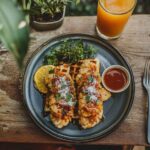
left=96, top=0, right=136, bottom=39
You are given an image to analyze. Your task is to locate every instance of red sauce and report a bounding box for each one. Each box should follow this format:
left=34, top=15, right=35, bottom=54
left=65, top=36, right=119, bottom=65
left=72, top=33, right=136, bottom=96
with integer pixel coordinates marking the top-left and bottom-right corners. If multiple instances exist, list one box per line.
left=104, top=68, right=127, bottom=91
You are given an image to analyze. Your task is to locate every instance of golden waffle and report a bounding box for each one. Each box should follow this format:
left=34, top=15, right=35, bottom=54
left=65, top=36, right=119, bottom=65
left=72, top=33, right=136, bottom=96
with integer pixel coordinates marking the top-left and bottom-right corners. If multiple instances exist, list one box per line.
left=79, top=58, right=100, bottom=74
left=35, top=58, right=111, bottom=129
left=70, top=63, right=81, bottom=81
left=55, top=64, right=70, bottom=75
left=70, top=58, right=100, bottom=81
left=44, top=64, right=76, bottom=128
left=100, top=88, right=111, bottom=102
left=75, top=59, right=108, bottom=129
left=79, top=108, right=103, bottom=129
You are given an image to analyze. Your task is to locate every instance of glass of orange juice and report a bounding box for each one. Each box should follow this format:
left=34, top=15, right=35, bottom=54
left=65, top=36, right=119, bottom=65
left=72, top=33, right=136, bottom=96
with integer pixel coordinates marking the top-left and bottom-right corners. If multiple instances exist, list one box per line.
left=96, top=0, right=137, bottom=40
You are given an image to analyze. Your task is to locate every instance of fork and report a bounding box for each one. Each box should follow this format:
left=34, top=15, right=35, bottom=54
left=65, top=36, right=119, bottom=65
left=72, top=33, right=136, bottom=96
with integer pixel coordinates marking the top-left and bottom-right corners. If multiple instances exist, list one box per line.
left=143, top=58, right=150, bottom=144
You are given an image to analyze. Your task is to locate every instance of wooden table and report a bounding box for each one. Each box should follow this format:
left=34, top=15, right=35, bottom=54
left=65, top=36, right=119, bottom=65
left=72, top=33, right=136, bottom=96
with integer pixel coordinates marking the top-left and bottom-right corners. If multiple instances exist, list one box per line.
left=0, top=15, right=150, bottom=146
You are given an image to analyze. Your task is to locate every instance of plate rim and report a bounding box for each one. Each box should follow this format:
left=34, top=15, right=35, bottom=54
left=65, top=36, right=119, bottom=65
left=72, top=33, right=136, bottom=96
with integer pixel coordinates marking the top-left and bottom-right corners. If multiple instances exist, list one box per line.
left=23, top=33, right=135, bottom=143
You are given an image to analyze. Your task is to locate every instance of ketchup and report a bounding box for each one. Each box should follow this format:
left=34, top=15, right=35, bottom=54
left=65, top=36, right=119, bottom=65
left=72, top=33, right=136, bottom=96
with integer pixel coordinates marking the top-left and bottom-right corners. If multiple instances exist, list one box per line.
left=104, top=68, right=127, bottom=91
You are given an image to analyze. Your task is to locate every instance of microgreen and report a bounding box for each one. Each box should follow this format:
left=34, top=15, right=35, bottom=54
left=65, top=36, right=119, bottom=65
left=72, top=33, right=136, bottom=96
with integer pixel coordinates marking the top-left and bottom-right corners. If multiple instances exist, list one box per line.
left=43, top=40, right=97, bottom=65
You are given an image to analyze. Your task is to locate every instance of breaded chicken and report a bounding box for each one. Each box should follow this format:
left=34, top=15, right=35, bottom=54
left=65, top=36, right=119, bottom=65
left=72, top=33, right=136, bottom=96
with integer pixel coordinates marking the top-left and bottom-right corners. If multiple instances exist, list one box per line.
left=74, top=59, right=110, bottom=129
left=44, top=64, right=76, bottom=128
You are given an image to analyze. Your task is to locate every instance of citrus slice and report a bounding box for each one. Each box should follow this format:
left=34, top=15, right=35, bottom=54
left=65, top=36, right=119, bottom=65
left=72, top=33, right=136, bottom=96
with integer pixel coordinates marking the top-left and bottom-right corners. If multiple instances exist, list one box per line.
left=34, top=65, right=54, bottom=93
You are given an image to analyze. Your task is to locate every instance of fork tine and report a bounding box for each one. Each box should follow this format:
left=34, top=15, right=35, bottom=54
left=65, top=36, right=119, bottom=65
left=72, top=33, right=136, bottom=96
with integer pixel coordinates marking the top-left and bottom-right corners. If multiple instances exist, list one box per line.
left=146, top=59, right=148, bottom=85
left=148, top=58, right=150, bottom=84
left=144, top=59, right=148, bottom=84
left=145, top=58, right=150, bottom=85
left=146, top=59, right=150, bottom=85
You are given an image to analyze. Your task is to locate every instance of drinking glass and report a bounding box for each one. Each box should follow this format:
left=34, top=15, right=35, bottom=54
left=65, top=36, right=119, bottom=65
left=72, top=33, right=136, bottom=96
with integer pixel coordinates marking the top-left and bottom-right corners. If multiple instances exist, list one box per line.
left=96, top=0, right=137, bottom=40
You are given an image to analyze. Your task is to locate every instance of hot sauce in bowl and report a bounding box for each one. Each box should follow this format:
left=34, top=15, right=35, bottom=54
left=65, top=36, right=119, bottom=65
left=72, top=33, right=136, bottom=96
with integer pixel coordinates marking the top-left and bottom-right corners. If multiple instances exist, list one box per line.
left=102, top=65, right=131, bottom=93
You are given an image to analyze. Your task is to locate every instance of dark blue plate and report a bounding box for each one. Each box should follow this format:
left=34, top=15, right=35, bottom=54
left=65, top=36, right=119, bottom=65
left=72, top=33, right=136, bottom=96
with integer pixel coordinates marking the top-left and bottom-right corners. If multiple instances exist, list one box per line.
left=23, top=34, right=135, bottom=142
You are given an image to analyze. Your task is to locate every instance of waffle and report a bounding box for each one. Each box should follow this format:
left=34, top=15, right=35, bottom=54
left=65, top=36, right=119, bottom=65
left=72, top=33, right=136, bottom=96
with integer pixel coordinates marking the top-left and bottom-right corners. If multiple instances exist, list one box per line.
left=55, top=64, right=70, bottom=75
left=44, top=64, right=76, bottom=128
left=74, top=59, right=111, bottom=101
left=35, top=58, right=111, bottom=129
left=70, top=63, right=81, bottom=81
left=70, top=59, right=100, bottom=81
left=75, top=59, right=110, bottom=129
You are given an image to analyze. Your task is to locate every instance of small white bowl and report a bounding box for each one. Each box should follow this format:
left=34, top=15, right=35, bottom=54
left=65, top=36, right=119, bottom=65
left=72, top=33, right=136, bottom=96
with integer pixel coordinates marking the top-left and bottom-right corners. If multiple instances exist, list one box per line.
left=102, top=65, right=131, bottom=93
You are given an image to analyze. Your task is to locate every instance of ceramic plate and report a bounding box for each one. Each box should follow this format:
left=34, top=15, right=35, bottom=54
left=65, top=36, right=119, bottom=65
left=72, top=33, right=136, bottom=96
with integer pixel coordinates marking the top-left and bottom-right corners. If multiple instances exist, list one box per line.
left=23, top=34, right=135, bottom=142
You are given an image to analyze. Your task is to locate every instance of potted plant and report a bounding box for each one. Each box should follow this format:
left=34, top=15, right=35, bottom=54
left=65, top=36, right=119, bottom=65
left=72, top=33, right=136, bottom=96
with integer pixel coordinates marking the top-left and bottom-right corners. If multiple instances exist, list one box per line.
left=29, top=0, right=80, bottom=31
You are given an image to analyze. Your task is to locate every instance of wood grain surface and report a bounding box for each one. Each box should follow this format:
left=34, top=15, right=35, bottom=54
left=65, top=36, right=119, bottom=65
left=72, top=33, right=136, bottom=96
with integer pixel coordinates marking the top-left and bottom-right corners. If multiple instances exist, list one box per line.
left=0, top=15, right=150, bottom=146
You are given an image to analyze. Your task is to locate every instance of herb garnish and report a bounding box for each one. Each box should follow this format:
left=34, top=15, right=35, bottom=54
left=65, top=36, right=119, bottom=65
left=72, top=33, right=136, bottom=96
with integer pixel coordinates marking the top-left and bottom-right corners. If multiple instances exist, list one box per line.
left=88, top=76, right=94, bottom=83
left=86, top=95, right=91, bottom=102
left=55, top=93, right=61, bottom=101
left=43, top=40, right=97, bottom=65
left=66, top=93, right=72, bottom=102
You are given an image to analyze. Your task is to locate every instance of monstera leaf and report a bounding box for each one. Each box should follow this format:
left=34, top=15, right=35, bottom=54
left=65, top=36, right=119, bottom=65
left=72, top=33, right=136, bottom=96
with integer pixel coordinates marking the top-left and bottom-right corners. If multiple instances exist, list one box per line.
left=0, top=0, right=29, bottom=69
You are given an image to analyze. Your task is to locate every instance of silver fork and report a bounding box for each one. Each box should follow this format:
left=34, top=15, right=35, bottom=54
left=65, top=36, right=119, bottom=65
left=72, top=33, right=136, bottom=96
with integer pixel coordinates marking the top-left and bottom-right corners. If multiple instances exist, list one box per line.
left=143, top=58, right=150, bottom=144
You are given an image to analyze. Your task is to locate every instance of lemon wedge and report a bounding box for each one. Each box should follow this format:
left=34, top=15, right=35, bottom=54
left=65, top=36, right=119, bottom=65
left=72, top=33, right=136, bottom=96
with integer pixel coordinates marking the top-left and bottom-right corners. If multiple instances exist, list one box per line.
left=34, top=65, right=54, bottom=93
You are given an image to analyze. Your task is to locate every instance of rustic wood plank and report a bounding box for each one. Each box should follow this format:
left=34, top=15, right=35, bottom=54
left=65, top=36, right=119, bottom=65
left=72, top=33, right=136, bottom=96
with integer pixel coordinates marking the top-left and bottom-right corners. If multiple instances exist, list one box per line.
left=0, top=15, right=150, bottom=145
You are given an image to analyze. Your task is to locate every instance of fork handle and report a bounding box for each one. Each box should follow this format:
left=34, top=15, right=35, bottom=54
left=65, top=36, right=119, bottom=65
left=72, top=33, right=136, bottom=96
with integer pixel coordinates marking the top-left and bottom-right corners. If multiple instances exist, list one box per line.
left=147, top=91, right=150, bottom=144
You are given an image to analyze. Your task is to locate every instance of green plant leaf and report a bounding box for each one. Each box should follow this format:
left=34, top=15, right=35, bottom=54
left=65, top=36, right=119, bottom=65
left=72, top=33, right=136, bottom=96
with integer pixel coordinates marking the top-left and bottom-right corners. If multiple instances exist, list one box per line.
left=75, top=0, right=80, bottom=5
left=0, top=0, right=29, bottom=69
